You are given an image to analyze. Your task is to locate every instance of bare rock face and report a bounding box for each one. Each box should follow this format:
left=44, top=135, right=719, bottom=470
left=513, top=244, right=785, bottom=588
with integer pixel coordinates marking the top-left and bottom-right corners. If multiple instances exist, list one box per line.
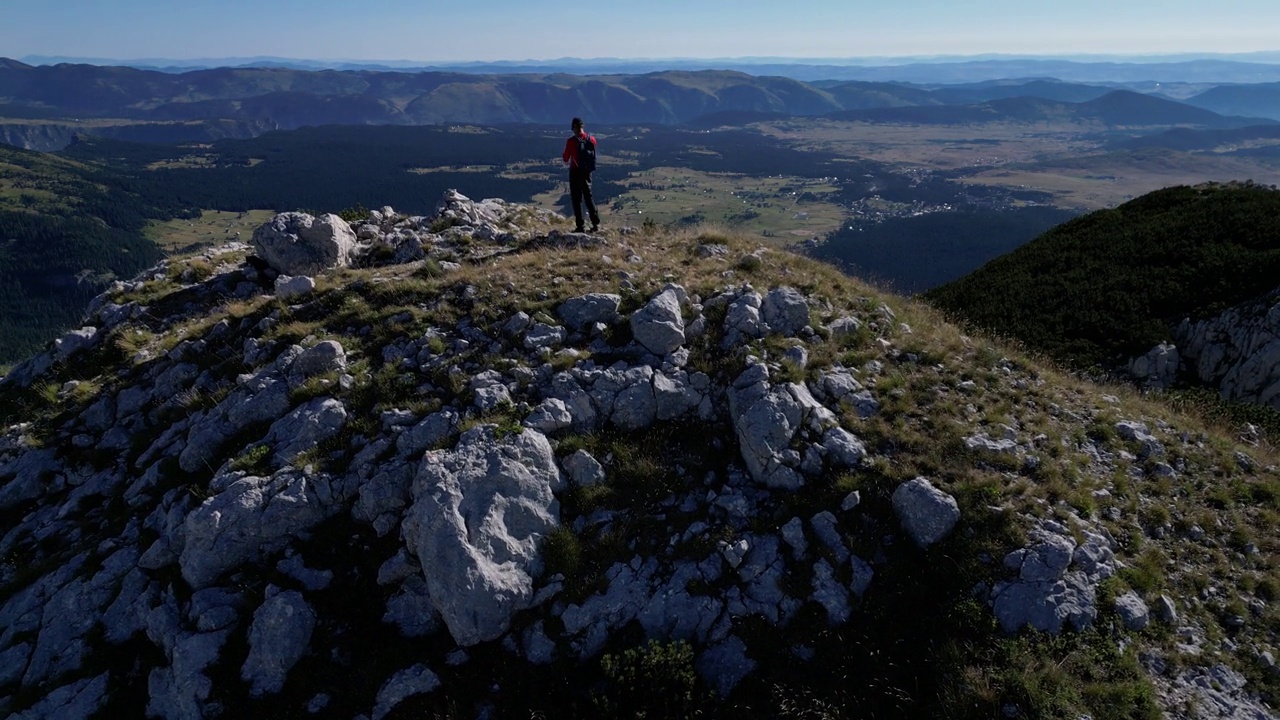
left=252, top=212, right=357, bottom=276
left=401, top=426, right=564, bottom=646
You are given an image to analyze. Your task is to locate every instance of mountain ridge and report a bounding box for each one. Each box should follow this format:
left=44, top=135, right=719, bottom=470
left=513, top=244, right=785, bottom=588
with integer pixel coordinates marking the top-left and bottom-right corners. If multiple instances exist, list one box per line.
left=0, top=190, right=1276, bottom=719
left=1, top=59, right=1274, bottom=151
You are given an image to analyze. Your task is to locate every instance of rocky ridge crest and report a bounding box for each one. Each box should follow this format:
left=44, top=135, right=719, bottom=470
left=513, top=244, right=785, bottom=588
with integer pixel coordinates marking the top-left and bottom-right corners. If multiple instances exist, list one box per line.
left=1, top=191, right=1277, bottom=719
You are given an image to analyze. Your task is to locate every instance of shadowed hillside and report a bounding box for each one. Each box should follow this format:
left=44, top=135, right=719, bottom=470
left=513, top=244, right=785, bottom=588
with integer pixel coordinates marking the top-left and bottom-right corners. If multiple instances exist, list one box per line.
left=925, top=182, right=1280, bottom=370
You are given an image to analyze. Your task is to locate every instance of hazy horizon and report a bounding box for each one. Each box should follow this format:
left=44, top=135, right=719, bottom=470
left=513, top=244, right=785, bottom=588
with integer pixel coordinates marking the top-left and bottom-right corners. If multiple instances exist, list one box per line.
left=6, top=0, right=1280, bottom=63
left=14, top=50, right=1280, bottom=69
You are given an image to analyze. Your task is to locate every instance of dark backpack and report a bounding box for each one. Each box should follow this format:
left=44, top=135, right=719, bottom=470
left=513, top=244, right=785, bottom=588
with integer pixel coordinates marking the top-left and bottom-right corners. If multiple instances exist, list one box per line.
left=576, top=135, right=596, bottom=173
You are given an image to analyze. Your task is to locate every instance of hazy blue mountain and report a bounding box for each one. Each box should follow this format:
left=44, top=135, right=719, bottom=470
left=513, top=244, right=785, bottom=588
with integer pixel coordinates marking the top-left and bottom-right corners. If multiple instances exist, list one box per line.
left=825, top=90, right=1271, bottom=127
left=1185, top=82, right=1280, bottom=120
left=20, top=53, right=1280, bottom=83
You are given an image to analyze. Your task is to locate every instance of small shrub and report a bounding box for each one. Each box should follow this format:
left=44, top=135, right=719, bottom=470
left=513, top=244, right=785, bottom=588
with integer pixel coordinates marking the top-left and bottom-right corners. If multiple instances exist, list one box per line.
left=542, top=526, right=583, bottom=578
left=737, top=254, right=763, bottom=273
left=338, top=203, right=370, bottom=223
left=594, top=639, right=706, bottom=719
left=230, top=444, right=272, bottom=474
left=430, top=216, right=458, bottom=234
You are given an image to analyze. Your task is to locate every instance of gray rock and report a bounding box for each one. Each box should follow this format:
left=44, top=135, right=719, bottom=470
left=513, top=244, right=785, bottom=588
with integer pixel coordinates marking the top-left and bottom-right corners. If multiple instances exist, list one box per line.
left=654, top=371, right=703, bottom=421
left=1128, top=342, right=1179, bottom=389
left=401, top=426, right=563, bottom=646
left=780, top=517, right=807, bottom=559
left=290, top=341, right=347, bottom=379
left=155, top=362, right=200, bottom=400
left=522, top=621, right=556, bottom=665
left=1156, top=594, right=1178, bottom=624
left=1114, top=591, right=1150, bottom=630
left=822, top=427, right=866, bottom=467
left=558, top=294, right=622, bottom=332
left=891, top=477, right=960, bottom=548
left=762, top=286, right=810, bottom=336
left=811, top=559, right=850, bottom=624
left=10, top=672, right=108, bottom=720
left=697, top=636, right=756, bottom=697
left=473, top=384, right=512, bottom=412
left=991, top=524, right=1115, bottom=635
left=524, top=398, right=573, bottom=434
left=275, top=275, right=316, bottom=299
left=0, top=448, right=60, bottom=510
left=0, top=642, right=31, bottom=686
left=850, top=555, right=874, bottom=597
left=524, top=323, right=566, bottom=351
left=1115, top=420, right=1165, bottom=458
left=276, top=554, right=334, bottom=592
left=384, top=575, right=440, bottom=638
left=501, top=312, right=533, bottom=338
left=189, top=587, right=243, bottom=633
left=372, top=664, right=441, bottom=720
left=53, top=327, right=101, bottom=362
left=252, top=212, right=357, bottom=276
left=562, top=449, right=606, bottom=486
left=964, top=434, right=1019, bottom=455
left=827, top=316, right=861, bottom=340
left=728, top=371, right=806, bottom=489
left=396, top=409, right=460, bottom=457
left=241, top=588, right=315, bottom=696
left=631, top=288, right=686, bottom=355
left=146, top=628, right=232, bottom=720
left=993, top=572, right=1098, bottom=635
left=724, top=292, right=763, bottom=342
left=265, top=397, right=348, bottom=465
left=181, top=470, right=341, bottom=588
left=810, top=511, right=849, bottom=563
left=352, top=462, right=414, bottom=537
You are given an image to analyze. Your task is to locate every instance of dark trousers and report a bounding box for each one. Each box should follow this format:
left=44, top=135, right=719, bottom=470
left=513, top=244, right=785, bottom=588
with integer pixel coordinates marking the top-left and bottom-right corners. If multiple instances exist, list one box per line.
left=569, top=170, right=599, bottom=230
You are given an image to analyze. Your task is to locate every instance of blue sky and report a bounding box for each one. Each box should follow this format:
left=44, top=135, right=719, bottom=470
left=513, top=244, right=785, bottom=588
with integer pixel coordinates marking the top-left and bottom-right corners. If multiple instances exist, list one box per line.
left=4, top=0, right=1279, bottom=62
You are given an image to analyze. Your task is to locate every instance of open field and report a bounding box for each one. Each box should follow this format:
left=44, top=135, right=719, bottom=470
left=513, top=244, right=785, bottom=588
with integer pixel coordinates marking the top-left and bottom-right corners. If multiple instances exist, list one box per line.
left=759, top=118, right=1280, bottom=209
left=760, top=119, right=1105, bottom=170
left=583, top=166, right=844, bottom=242
left=145, top=209, right=276, bottom=254
left=961, top=150, right=1280, bottom=209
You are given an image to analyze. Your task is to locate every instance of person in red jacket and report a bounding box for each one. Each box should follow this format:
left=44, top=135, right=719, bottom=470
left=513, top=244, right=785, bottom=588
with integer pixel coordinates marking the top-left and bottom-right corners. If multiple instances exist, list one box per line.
left=562, top=117, right=600, bottom=232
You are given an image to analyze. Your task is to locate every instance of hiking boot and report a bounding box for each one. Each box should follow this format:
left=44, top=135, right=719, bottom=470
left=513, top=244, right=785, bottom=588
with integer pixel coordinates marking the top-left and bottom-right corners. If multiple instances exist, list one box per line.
left=574, top=225, right=585, bottom=233
left=590, top=223, right=600, bottom=233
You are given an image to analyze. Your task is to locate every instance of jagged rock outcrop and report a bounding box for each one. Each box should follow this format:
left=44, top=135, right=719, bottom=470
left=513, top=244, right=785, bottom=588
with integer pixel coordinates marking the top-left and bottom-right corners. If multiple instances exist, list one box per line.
left=1176, top=290, right=1280, bottom=408
left=991, top=520, right=1116, bottom=634
left=1128, top=341, right=1180, bottom=390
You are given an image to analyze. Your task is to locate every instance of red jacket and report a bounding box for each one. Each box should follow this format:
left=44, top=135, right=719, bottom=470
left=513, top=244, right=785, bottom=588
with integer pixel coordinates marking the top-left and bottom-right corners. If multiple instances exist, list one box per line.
left=563, top=131, right=596, bottom=169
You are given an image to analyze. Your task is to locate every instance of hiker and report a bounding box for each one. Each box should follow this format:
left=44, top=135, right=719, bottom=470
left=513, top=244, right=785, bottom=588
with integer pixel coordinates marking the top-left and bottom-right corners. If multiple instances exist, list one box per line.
left=562, top=117, right=600, bottom=232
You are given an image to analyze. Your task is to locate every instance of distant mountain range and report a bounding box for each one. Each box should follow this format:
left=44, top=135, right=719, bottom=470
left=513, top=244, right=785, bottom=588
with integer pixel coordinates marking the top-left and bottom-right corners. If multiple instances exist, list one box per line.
left=19, top=53, right=1280, bottom=83
left=1, top=59, right=1278, bottom=150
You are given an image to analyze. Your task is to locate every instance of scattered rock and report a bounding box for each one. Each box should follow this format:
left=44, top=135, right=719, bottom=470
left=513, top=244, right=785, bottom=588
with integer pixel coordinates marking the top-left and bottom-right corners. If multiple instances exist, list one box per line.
left=891, top=477, right=960, bottom=548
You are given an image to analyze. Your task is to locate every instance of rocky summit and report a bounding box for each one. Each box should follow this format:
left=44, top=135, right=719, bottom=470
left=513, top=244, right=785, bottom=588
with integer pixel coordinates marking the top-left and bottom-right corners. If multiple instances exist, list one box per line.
left=1, top=190, right=1278, bottom=719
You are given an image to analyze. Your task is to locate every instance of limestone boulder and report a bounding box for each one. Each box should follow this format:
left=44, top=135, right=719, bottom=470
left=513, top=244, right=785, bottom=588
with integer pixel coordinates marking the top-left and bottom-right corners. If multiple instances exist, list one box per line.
left=891, top=477, right=960, bottom=548
left=401, top=426, right=564, bottom=646
left=631, top=288, right=686, bottom=355
left=252, top=212, right=357, bottom=276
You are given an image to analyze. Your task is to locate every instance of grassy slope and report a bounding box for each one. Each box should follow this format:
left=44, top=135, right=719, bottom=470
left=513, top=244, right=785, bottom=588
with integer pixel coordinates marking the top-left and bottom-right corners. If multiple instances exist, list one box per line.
left=925, top=182, right=1280, bottom=370
left=5, top=217, right=1276, bottom=719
